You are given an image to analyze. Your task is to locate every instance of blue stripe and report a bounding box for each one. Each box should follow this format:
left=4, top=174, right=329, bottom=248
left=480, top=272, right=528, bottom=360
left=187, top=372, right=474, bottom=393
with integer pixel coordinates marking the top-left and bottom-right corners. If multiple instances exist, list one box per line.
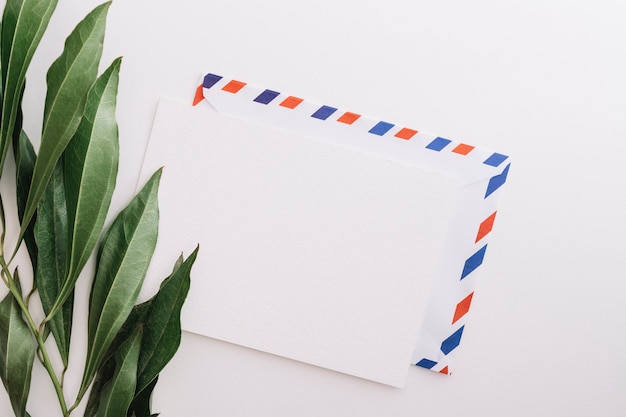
left=254, top=89, right=280, bottom=105
left=483, top=152, right=509, bottom=167
left=461, top=245, right=487, bottom=280
left=368, top=121, right=395, bottom=136
left=311, top=105, right=338, bottom=120
left=203, top=73, right=222, bottom=89
left=441, top=326, right=464, bottom=355
left=426, top=137, right=452, bottom=151
left=485, top=163, right=510, bottom=198
left=415, top=358, right=438, bottom=369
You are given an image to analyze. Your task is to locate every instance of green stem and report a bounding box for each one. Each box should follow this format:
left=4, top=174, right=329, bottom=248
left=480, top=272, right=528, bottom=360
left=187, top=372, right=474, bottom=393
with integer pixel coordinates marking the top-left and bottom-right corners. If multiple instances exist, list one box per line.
left=1, top=262, right=70, bottom=416
left=61, top=365, right=68, bottom=388
left=25, top=284, right=37, bottom=307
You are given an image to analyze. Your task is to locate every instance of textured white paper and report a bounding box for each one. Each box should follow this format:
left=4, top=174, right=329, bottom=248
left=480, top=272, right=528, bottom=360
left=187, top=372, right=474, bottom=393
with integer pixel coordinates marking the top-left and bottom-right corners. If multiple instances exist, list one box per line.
left=139, top=98, right=458, bottom=387
left=193, top=75, right=511, bottom=375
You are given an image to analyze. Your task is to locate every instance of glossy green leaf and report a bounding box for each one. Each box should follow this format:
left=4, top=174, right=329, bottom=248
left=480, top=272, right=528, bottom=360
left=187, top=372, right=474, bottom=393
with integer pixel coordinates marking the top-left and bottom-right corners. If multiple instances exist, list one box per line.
left=11, top=83, right=38, bottom=269
left=94, top=327, right=142, bottom=417
left=0, top=0, right=58, bottom=174
left=82, top=346, right=117, bottom=417
left=14, top=129, right=38, bottom=269
left=19, top=1, right=110, bottom=246
left=78, top=169, right=161, bottom=401
left=87, top=248, right=196, bottom=417
left=46, top=57, right=121, bottom=321
left=127, top=376, right=158, bottom=417
left=108, top=301, right=152, bottom=364
left=34, top=161, right=72, bottom=366
left=0, top=273, right=36, bottom=417
left=84, top=300, right=151, bottom=417
left=136, top=246, right=198, bottom=394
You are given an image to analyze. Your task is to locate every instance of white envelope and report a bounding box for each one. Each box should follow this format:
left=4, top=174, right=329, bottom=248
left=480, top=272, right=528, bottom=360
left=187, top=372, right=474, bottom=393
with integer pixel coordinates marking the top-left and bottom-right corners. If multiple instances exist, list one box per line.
left=138, top=73, right=510, bottom=387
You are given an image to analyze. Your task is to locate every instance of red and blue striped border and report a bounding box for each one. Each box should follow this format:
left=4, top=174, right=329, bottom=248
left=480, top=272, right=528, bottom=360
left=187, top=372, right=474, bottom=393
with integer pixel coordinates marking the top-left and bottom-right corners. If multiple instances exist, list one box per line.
left=194, top=73, right=511, bottom=375
left=194, top=73, right=509, bottom=183
left=414, top=208, right=500, bottom=375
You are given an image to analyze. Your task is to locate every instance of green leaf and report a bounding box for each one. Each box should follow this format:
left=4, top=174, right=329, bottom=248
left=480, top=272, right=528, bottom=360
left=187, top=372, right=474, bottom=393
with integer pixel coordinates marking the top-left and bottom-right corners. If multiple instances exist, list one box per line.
left=136, top=246, right=198, bottom=394
left=34, top=160, right=72, bottom=366
left=46, top=57, right=122, bottom=321
left=107, top=301, right=152, bottom=364
left=94, top=327, right=143, bottom=417
left=82, top=346, right=117, bottom=417
left=11, top=83, right=38, bottom=269
left=0, top=273, right=36, bottom=417
left=14, top=130, right=38, bottom=268
left=18, top=1, right=110, bottom=246
left=78, top=169, right=161, bottom=401
left=127, top=376, right=158, bottom=417
left=0, top=0, right=58, bottom=174
left=88, top=248, right=196, bottom=417
left=84, top=300, right=151, bottom=417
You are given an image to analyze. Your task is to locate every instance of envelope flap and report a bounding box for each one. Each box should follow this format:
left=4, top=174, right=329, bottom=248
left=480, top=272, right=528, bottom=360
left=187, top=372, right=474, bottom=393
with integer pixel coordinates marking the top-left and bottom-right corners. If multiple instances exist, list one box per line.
left=194, top=73, right=510, bottom=187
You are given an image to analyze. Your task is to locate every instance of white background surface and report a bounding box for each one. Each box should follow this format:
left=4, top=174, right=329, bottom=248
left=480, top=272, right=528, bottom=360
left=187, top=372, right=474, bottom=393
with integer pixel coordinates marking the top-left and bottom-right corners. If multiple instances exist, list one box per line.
left=1, top=0, right=625, bottom=416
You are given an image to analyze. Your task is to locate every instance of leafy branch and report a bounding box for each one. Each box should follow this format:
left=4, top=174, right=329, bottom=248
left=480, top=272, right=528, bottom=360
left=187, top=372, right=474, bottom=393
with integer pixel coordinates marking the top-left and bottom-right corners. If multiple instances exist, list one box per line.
left=0, top=1, right=198, bottom=416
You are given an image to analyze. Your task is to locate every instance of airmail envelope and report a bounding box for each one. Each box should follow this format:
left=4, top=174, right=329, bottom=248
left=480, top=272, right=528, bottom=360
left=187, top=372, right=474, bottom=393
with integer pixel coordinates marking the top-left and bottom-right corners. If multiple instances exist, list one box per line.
left=138, top=73, right=510, bottom=387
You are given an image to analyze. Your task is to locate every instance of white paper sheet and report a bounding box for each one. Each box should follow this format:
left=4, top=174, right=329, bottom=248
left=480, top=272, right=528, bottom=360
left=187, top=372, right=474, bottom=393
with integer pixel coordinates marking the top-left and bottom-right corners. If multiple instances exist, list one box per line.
left=139, top=98, right=459, bottom=387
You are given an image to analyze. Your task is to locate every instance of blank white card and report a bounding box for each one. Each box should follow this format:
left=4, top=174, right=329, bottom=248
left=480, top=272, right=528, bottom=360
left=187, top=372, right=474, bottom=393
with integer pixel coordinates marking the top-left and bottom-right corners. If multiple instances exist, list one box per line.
left=139, top=98, right=457, bottom=387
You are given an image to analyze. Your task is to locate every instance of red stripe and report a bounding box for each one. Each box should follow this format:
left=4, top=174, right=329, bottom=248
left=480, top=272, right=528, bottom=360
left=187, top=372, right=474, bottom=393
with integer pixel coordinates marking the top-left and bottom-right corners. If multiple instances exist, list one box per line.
left=193, top=84, right=204, bottom=106
left=221, top=80, right=246, bottom=93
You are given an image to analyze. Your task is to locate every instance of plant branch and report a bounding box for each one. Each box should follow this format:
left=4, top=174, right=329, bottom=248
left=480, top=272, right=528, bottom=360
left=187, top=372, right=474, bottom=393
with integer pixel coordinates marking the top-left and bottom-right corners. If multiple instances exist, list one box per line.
left=0, top=260, right=69, bottom=416
left=25, top=285, right=37, bottom=306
